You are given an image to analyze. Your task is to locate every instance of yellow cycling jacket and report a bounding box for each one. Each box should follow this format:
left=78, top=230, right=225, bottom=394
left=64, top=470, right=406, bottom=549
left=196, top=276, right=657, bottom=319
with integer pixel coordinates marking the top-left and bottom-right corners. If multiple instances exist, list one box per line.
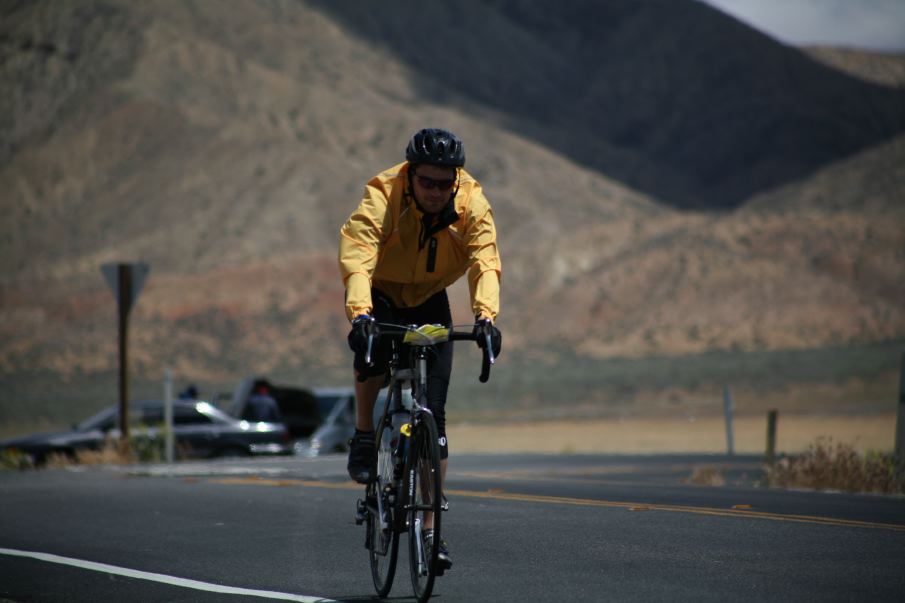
left=339, top=162, right=501, bottom=322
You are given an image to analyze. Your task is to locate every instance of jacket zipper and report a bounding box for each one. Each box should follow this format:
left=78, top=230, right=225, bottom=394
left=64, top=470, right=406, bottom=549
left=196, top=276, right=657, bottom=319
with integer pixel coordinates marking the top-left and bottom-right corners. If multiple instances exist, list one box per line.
left=427, top=237, right=438, bottom=273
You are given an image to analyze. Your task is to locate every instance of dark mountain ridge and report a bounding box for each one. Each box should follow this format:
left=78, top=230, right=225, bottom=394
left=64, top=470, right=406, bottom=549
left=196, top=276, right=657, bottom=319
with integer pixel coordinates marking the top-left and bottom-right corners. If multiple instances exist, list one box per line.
left=312, top=0, right=905, bottom=208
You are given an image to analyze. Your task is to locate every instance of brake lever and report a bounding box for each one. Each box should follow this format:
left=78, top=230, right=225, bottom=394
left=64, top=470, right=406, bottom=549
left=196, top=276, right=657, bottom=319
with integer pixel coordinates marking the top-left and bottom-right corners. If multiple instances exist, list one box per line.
left=364, top=320, right=376, bottom=366
left=365, top=332, right=374, bottom=366
left=484, top=326, right=496, bottom=366
left=479, top=321, right=494, bottom=383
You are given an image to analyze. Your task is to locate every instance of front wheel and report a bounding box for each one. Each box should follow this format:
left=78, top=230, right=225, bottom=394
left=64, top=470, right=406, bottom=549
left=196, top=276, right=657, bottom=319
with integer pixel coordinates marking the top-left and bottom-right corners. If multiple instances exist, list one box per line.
left=368, top=416, right=399, bottom=596
left=406, top=413, right=442, bottom=603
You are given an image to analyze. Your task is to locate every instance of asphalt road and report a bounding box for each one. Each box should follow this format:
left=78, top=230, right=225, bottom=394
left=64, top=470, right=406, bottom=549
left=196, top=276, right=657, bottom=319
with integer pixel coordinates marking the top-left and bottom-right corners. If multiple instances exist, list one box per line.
left=1, top=453, right=903, bottom=602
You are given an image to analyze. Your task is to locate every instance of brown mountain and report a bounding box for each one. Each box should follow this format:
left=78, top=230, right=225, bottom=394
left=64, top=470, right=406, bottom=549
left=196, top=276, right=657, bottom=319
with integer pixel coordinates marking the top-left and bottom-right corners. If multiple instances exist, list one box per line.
left=1, top=0, right=902, bottom=426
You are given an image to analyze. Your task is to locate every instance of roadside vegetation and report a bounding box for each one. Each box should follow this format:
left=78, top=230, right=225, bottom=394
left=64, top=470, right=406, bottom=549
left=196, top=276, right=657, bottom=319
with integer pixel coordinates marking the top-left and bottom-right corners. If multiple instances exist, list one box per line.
left=766, top=437, right=905, bottom=494
left=450, top=340, right=902, bottom=420
left=0, top=428, right=176, bottom=471
left=686, top=437, right=905, bottom=494
left=2, top=341, right=899, bottom=435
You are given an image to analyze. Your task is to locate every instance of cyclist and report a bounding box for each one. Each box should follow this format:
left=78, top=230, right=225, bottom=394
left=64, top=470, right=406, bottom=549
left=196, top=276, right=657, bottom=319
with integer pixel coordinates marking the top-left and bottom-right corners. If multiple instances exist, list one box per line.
left=339, top=128, right=503, bottom=570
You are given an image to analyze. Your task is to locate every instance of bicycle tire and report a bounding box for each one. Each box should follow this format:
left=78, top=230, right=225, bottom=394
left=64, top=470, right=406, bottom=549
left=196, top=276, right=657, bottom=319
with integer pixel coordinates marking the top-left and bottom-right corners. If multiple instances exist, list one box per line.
left=368, top=415, right=399, bottom=596
left=405, top=412, right=442, bottom=602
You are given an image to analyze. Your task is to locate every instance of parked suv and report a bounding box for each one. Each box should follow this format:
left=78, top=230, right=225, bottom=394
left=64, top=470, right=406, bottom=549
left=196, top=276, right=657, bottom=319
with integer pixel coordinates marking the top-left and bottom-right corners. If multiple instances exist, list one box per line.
left=294, top=387, right=412, bottom=457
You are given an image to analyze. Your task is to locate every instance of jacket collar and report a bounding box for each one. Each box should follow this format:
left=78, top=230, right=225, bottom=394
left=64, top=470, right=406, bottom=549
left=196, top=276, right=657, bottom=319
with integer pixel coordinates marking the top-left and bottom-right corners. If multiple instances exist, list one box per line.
left=417, top=198, right=459, bottom=250
left=404, top=167, right=461, bottom=249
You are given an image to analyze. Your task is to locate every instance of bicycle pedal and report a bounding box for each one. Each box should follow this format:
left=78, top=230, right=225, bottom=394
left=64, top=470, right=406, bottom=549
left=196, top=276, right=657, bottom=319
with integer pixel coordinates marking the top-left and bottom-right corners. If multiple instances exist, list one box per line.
left=354, top=499, right=366, bottom=525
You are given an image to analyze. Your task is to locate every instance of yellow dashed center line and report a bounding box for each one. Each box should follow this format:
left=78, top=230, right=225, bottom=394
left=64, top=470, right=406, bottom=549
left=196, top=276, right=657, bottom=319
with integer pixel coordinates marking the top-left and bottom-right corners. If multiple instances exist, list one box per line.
left=207, top=477, right=905, bottom=532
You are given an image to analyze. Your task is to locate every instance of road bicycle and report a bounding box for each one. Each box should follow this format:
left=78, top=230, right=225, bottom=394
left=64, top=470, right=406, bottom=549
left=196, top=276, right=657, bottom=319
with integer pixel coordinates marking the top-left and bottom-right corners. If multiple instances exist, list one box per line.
left=355, top=320, right=495, bottom=602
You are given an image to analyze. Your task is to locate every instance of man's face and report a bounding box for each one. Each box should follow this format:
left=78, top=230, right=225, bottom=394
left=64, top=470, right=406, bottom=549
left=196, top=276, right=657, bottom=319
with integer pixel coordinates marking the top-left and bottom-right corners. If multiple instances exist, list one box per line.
left=412, top=164, right=457, bottom=214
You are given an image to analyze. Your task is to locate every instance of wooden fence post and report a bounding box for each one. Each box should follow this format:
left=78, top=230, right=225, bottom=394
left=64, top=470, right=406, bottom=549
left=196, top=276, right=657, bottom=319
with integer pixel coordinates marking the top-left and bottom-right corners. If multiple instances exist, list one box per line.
left=896, top=353, right=905, bottom=458
left=765, top=409, right=778, bottom=466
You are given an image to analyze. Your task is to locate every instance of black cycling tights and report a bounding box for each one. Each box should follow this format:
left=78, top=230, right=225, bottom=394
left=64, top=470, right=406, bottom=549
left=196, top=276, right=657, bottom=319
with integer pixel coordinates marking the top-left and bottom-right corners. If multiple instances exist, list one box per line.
left=361, top=288, right=453, bottom=459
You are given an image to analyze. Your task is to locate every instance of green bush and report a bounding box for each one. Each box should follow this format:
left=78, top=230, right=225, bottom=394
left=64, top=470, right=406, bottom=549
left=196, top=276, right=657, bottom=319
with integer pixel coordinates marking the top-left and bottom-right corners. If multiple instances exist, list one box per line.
left=0, top=448, right=35, bottom=470
left=129, top=426, right=165, bottom=463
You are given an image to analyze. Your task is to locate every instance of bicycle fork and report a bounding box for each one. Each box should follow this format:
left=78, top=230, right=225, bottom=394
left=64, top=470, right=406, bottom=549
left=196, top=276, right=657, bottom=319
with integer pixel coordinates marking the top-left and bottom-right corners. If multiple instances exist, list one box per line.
left=414, top=515, right=426, bottom=576
left=376, top=483, right=388, bottom=531
left=413, top=351, right=436, bottom=578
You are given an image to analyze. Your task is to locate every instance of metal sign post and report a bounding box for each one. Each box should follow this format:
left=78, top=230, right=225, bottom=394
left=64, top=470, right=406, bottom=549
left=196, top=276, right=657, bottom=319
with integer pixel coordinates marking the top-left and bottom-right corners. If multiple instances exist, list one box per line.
left=101, top=263, right=150, bottom=448
left=164, top=368, right=174, bottom=464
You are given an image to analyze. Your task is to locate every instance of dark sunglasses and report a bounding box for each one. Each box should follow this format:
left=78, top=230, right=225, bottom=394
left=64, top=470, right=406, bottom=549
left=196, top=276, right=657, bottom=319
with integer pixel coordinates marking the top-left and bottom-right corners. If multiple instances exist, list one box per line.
left=415, top=173, right=457, bottom=191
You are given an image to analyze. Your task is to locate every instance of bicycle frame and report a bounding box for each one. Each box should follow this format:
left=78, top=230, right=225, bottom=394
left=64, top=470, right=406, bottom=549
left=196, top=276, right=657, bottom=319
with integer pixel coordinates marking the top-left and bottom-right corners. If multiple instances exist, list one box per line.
left=359, top=321, right=494, bottom=602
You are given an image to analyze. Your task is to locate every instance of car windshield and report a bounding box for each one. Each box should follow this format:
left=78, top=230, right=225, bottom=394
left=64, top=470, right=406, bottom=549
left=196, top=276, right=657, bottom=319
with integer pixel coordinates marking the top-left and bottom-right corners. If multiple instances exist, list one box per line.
left=76, top=401, right=236, bottom=431
left=196, top=401, right=235, bottom=424
left=315, top=395, right=345, bottom=419
left=76, top=407, right=117, bottom=431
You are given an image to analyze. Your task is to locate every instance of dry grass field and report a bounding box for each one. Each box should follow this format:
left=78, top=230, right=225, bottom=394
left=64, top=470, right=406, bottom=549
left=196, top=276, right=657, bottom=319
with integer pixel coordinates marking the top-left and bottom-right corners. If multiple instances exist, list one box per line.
left=448, top=413, right=896, bottom=455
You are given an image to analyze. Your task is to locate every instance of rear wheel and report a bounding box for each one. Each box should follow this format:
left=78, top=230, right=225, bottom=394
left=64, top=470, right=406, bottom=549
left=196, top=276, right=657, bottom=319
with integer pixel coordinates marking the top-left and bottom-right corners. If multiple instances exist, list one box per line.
left=368, top=416, right=399, bottom=596
left=406, top=413, right=442, bottom=603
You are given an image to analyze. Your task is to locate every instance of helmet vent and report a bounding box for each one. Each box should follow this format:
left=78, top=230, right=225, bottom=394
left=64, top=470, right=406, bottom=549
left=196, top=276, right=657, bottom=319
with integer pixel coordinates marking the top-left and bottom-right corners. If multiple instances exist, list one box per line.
left=405, top=128, right=465, bottom=167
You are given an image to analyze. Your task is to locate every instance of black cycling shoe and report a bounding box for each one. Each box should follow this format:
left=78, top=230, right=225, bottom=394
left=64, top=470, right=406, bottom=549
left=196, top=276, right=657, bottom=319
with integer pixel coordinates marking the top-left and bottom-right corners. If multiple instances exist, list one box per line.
left=424, top=529, right=452, bottom=575
left=347, top=430, right=376, bottom=484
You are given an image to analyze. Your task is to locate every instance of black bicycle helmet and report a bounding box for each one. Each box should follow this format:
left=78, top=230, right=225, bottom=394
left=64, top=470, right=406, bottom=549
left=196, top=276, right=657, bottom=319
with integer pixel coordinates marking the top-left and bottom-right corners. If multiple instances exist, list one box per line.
left=405, top=128, right=465, bottom=167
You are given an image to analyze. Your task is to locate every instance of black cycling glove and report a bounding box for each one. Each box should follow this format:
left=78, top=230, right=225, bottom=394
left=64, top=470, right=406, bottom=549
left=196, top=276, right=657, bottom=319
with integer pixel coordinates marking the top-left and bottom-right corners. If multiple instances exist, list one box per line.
left=474, top=318, right=502, bottom=359
left=348, top=315, right=376, bottom=381
left=347, top=314, right=375, bottom=353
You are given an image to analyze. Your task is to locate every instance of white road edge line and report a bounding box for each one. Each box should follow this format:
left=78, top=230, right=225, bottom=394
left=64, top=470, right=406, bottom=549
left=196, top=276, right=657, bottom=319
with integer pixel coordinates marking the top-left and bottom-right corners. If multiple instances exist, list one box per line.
left=0, top=547, right=336, bottom=602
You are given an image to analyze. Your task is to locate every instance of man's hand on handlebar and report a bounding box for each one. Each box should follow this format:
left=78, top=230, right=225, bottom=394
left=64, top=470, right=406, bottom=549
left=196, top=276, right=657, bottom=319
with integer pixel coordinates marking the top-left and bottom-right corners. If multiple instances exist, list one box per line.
left=474, top=317, right=502, bottom=359
left=348, top=314, right=376, bottom=380
left=348, top=314, right=375, bottom=352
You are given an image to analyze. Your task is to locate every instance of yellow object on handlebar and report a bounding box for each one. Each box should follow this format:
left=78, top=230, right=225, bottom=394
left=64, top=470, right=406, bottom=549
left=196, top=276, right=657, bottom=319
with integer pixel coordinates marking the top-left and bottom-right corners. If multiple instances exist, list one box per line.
left=402, top=324, right=451, bottom=346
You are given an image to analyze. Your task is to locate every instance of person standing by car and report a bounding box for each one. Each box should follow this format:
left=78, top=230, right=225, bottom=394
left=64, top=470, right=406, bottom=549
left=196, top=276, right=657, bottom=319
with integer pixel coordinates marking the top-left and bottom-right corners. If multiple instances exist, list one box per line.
left=242, top=383, right=282, bottom=423
left=178, top=384, right=199, bottom=400
left=339, top=127, right=503, bottom=571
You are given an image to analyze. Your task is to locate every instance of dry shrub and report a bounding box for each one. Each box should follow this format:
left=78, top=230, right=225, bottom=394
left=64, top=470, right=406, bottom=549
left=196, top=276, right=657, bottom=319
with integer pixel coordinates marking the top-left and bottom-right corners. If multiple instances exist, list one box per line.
left=43, top=451, right=77, bottom=468
left=43, top=445, right=129, bottom=468
left=766, top=437, right=905, bottom=494
left=73, top=434, right=170, bottom=465
left=686, top=466, right=725, bottom=486
left=5, top=436, right=159, bottom=470
left=75, top=439, right=133, bottom=465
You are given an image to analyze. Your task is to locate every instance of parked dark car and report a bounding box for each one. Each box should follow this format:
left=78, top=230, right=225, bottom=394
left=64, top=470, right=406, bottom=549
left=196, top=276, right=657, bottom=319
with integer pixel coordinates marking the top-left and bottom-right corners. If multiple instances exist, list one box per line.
left=0, top=400, right=292, bottom=465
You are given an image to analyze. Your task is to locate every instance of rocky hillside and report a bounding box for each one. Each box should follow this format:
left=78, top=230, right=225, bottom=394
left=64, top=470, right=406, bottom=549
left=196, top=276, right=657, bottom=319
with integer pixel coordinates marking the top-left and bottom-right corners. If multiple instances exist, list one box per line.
left=804, top=46, right=905, bottom=88
left=0, top=0, right=903, bottom=422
